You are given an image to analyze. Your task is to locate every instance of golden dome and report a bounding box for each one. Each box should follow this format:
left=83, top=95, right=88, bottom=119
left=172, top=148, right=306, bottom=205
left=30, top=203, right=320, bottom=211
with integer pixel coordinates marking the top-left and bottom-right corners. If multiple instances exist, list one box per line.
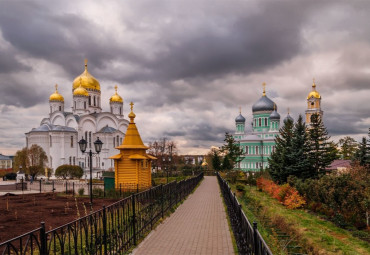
left=73, top=79, right=89, bottom=97
left=110, top=85, right=123, bottom=103
left=128, top=102, right=136, bottom=121
left=72, top=59, right=100, bottom=91
left=49, top=84, right=64, bottom=102
left=307, top=79, right=321, bottom=99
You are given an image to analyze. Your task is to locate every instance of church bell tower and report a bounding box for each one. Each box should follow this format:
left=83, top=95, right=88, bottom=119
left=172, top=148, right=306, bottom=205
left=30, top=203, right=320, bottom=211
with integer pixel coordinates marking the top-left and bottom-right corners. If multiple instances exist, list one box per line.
left=305, top=79, right=323, bottom=125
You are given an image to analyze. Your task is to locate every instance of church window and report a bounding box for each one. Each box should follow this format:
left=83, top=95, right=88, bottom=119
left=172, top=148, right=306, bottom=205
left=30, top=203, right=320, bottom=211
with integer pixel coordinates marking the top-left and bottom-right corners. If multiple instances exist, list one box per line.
left=89, top=132, right=92, bottom=148
left=113, top=137, right=115, bottom=147
left=74, top=101, right=76, bottom=109
left=84, top=102, right=86, bottom=109
left=116, top=136, right=119, bottom=146
left=50, top=156, right=52, bottom=168
left=71, top=136, right=73, bottom=148
left=255, top=146, right=259, bottom=155
left=119, top=107, right=122, bottom=115
left=73, top=157, right=75, bottom=165
left=59, top=106, right=62, bottom=111
left=245, top=146, right=248, bottom=155
left=94, top=96, right=96, bottom=106
left=50, top=106, right=52, bottom=113
left=264, top=118, right=267, bottom=126
left=120, top=137, right=123, bottom=144
left=254, top=119, right=256, bottom=127
left=69, top=157, right=72, bottom=165
left=258, top=118, right=261, bottom=127
left=89, top=96, right=91, bottom=105
left=50, top=136, right=52, bottom=147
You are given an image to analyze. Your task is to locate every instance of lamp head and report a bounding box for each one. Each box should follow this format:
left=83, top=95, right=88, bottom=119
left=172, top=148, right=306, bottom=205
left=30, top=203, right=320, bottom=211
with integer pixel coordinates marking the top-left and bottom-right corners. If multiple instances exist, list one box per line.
left=78, top=137, right=87, bottom=153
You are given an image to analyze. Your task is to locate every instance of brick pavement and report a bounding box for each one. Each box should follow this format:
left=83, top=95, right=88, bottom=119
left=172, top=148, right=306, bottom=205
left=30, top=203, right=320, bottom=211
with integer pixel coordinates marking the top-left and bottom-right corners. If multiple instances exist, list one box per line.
left=132, top=176, right=234, bottom=255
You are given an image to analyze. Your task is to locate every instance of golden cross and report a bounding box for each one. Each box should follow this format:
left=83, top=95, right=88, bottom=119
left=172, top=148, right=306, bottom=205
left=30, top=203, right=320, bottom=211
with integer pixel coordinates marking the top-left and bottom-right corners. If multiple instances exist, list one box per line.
left=130, top=102, right=134, bottom=111
left=84, top=58, right=88, bottom=66
left=288, top=107, right=290, bottom=114
left=239, top=106, right=241, bottom=114
left=262, top=82, right=266, bottom=96
left=115, top=85, right=118, bottom=92
left=273, top=103, right=276, bottom=111
left=55, top=84, right=58, bottom=91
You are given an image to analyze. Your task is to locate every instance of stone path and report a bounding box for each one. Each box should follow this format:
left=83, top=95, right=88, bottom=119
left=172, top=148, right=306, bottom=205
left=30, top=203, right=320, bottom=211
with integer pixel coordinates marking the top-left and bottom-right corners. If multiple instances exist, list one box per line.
left=132, top=176, right=234, bottom=255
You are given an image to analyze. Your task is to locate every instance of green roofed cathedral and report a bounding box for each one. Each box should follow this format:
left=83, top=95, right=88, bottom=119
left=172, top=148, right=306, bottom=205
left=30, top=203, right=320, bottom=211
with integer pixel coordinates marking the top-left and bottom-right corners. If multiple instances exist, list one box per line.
left=234, top=83, right=292, bottom=171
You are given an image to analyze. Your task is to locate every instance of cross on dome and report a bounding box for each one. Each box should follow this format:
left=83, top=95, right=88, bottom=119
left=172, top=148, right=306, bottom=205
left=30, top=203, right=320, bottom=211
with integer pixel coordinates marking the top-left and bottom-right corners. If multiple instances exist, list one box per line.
left=262, top=82, right=266, bottom=96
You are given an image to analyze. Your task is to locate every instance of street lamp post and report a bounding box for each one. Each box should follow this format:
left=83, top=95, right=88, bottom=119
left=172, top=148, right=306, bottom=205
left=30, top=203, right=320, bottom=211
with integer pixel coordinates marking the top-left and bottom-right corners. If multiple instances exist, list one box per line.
left=78, top=137, right=103, bottom=205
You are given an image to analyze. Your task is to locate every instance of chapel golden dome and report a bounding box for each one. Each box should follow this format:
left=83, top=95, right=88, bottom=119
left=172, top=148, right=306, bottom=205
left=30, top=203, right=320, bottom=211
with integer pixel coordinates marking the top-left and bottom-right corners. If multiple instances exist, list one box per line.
left=73, top=79, right=89, bottom=97
left=72, top=59, right=100, bottom=91
left=110, top=85, right=123, bottom=103
left=307, top=79, right=321, bottom=99
left=49, top=84, right=64, bottom=102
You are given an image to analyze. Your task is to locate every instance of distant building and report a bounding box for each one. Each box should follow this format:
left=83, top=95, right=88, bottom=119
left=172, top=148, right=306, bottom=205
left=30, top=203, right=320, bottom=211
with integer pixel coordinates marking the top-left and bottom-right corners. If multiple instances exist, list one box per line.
left=234, top=80, right=323, bottom=172
left=25, top=59, right=129, bottom=176
left=305, top=79, right=323, bottom=125
left=0, top=154, right=12, bottom=170
left=326, top=160, right=351, bottom=174
left=234, top=83, right=287, bottom=171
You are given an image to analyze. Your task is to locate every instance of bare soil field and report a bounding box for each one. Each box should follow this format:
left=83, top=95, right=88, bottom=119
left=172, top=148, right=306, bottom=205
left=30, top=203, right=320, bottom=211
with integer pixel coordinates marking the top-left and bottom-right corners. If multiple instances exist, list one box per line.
left=0, top=193, right=119, bottom=243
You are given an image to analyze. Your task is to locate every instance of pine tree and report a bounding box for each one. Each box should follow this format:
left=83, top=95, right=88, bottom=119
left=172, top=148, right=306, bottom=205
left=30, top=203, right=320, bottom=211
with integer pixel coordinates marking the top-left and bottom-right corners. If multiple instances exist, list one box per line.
left=354, top=137, right=367, bottom=166
left=288, top=115, right=313, bottom=180
left=268, top=118, right=294, bottom=183
left=338, top=136, right=358, bottom=160
left=222, top=155, right=232, bottom=171
left=307, top=114, right=337, bottom=176
left=211, top=149, right=222, bottom=170
left=220, top=132, right=244, bottom=170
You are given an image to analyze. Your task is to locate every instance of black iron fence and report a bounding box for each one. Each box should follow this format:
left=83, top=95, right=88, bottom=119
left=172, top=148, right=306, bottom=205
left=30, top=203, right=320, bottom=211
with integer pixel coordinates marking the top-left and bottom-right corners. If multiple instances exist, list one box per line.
left=0, top=173, right=203, bottom=254
left=217, top=172, right=272, bottom=255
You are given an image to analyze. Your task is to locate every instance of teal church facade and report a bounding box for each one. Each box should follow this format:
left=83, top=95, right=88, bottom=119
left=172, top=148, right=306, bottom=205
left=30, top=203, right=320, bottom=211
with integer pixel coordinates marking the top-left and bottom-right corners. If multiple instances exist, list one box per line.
left=234, top=85, right=292, bottom=171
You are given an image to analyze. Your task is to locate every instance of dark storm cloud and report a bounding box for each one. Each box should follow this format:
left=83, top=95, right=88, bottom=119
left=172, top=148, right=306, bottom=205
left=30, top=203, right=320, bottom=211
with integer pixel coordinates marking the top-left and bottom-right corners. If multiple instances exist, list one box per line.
left=0, top=77, right=46, bottom=107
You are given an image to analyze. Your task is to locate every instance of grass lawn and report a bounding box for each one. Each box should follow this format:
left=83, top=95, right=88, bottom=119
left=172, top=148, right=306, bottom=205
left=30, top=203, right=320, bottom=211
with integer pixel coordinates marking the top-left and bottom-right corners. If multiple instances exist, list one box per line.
left=234, top=184, right=370, bottom=255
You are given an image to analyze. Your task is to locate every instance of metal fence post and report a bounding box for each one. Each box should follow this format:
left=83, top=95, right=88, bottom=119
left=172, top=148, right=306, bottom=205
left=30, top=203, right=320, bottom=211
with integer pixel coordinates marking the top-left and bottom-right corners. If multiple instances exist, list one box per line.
left=39, top=179, right=42, bottom=193
left=52, top=180, right=54, bottom=193
left=132, top=193, right=137, bottom=246
left=161, top=184, right=164, bottom=218
left=102, top=205, right=108, bottom=255
left=66, top=181, right=68, bottom=194
left=73, top=182, right=75, bottom=196
left=120, top=183, right=122, bottom=197
left=21, top=178, right=24, bottom=191
left=253, top=222, right=258, bottom=255
left=40, top=222, right=46, bottom=254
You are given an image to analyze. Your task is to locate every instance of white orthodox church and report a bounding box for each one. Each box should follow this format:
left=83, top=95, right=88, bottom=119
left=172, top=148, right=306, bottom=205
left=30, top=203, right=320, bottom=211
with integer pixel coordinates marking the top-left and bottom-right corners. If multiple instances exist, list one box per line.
left=26, top=60, right=129, bottom=177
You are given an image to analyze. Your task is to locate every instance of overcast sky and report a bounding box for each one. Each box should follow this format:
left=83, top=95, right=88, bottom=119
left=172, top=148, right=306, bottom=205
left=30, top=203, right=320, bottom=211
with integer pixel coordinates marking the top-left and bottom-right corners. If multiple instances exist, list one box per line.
left=0, top=0, right=369, bottom=155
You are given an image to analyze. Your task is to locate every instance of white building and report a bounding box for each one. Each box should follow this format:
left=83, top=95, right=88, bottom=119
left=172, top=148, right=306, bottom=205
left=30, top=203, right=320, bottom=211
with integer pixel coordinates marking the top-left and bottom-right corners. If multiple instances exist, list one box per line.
left=26, top=60, right=129, bottom=176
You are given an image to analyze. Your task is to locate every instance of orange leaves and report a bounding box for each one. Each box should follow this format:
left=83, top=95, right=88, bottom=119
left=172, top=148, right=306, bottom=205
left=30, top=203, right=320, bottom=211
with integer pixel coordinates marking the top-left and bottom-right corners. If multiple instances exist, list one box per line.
left=257, top=177, right=306, bottom=209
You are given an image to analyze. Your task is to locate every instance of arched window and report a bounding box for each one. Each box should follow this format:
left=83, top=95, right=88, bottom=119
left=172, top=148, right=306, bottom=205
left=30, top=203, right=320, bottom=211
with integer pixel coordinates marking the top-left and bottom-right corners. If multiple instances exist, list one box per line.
left=94, top=96, right=96, bottom=106
left=85, top=131, right=88, bottom=141
left=116, top=135, right=119, bottom=146
left=84, top=102, right=86, bottom=109
left=59, top=106, right=62, bottom=111
left=113, top=137, right=115, bottom=147
left=258, top=118, right=261, bottom=127
left=70, top=136, right=73, bottom=148
left=119, top=107, right=122, bottom=115
left=50, top=135, right=52, bottom=147
left=255, top=146, right=259, bottom=155
left=89, top=96, right=91, bottom=105
left=89, top=132, right=92, bottom=148
left=69, top=156, right=72, bottom=165
left=245, top=146, right=248, bottom=155
left=74, top=101, right=76, bottom=109
left=264, top=118, right=267, bottom=126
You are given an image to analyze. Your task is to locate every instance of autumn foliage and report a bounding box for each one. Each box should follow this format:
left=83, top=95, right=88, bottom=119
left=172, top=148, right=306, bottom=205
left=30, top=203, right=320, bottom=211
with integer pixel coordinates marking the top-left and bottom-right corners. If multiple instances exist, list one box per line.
left=257, top=177, right=306, bottom=209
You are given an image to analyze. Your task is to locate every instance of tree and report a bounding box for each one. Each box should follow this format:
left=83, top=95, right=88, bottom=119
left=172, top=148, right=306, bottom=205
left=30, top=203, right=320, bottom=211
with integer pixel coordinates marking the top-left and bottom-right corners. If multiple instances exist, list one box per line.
left=307, top=114, right=337, bottom=176
left=148, top=137, right=178, bottom=173
left=220, top=132, right=243, bottom=170
left=28, top=144, right=48, bottom=178
left=339, top=136, right=358, bottom=160
left=210, top=148, right=221, bottom=171
left=13, top=145, right=48, bottom=178
left=55, top=165, right=83, bottom=179
left=222, top=155, right=232, bottom=171
left=288, top=115, right=313, bottom=180
left=268, top=117, right=294, bottom=183
left=355, top=137, right=368, bottom=166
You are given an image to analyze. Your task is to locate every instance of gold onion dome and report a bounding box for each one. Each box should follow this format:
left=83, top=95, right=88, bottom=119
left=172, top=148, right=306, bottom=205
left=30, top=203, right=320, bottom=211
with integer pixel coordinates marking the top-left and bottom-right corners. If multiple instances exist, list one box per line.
left=307, top=78, right=321, bottom=99
left=73, top=79, right=89, bottom=97
left=72, top=59, right=100, bottom=91
left=110, top=85, right=123, bottom=103
left=49, top=84, right=64, bottom=102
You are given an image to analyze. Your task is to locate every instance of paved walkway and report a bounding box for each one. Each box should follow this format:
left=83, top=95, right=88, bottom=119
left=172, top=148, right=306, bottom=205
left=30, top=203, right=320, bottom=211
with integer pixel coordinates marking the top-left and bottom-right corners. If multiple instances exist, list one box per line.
left=132, top=176, right=234, bottom=255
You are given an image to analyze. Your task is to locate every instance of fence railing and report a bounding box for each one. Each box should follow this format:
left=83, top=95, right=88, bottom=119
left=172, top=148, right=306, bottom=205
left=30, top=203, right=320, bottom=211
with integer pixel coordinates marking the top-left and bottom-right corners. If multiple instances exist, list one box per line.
left=217, top=172, right=272, bottom=255
left=0, top=173, right=203, bottom=254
